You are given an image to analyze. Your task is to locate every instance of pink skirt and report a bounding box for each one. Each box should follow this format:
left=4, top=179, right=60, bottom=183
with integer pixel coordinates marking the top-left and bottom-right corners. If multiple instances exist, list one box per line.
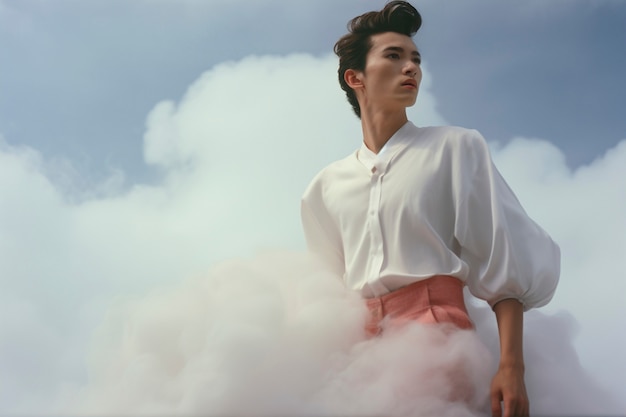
left=365, top=275, right=474, bottom=337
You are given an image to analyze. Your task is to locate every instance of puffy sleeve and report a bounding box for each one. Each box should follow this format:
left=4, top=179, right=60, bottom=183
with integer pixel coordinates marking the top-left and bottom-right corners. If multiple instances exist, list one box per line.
left=452, top=130, right=560, bottom=310
left=301, top=175, right=345, bottom=277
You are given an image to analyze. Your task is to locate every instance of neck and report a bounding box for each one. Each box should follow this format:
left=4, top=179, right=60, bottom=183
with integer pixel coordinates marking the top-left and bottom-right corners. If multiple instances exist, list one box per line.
left=360, top=108, right=408, bottom=154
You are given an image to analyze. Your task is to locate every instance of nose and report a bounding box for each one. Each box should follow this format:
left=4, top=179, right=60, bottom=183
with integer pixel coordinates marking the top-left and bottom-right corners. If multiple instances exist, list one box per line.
left=404, top=61, right=418, bottom=77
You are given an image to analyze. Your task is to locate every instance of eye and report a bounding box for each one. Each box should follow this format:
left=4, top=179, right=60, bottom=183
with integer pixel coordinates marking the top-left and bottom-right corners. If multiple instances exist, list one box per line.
left=413, top=57, right=422, bottom=65
left=387, top=53, right=400, bottom=60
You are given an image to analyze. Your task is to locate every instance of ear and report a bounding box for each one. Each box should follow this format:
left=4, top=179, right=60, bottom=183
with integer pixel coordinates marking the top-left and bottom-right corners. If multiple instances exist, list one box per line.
left=344, top=69, right=364, bottom=90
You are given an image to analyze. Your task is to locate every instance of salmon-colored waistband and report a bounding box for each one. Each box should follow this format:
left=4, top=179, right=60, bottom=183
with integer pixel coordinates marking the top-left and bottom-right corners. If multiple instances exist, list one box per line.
left=365, top=275, right=466, bottom=310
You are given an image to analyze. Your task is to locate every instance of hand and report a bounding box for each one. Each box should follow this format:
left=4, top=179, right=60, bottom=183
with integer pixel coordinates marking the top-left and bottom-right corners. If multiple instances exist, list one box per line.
left=490, top=365, right=529, bottom=417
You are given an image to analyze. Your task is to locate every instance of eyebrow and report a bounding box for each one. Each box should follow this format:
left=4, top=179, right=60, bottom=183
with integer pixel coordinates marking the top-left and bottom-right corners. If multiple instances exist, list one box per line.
left=382, top=46, right=421, bottom=56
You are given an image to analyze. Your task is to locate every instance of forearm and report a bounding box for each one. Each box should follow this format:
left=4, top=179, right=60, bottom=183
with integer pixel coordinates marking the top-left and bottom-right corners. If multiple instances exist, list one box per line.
left=493, top=298, right=525, bottom=369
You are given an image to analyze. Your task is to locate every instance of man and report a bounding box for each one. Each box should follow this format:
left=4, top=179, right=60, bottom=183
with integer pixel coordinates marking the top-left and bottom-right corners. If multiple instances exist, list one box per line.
left=301, top=2, right=560, bottom=417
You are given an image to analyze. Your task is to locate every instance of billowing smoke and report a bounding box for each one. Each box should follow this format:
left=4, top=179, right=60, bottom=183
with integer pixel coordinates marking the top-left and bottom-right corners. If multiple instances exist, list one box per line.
left=0, top=53, right=624, bottom=415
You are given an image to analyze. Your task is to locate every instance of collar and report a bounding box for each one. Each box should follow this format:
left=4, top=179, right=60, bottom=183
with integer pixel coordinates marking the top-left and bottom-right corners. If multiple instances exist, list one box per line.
left=356, top=121, right=417, bottom=175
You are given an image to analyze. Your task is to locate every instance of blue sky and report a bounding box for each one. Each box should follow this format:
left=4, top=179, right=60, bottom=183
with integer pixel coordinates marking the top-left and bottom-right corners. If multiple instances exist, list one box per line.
left=0, top=1, right=625, bottom=414
left=1, top=0, right=625, bottom=185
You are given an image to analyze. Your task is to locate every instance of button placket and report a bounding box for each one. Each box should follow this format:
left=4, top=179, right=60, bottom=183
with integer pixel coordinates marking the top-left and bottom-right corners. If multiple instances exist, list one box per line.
left=367, top=167, right=388, bottom=296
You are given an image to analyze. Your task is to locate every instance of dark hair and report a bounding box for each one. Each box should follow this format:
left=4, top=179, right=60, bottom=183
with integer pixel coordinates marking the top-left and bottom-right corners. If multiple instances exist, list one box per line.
left=333, top=1, right=422, bottom=118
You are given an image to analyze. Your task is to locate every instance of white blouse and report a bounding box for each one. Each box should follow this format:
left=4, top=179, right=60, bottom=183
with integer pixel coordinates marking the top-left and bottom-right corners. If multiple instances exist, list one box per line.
left=301, top=122, right=560, bottom=310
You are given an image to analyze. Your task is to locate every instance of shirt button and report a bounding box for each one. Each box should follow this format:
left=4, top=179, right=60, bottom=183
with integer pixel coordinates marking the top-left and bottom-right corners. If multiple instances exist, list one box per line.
left=371, top=166, right=377, bottom=173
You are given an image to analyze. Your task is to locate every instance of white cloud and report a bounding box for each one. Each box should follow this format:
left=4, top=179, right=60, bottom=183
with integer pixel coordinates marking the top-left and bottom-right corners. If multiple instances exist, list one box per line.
left=0, top=53, right=624, bottom=415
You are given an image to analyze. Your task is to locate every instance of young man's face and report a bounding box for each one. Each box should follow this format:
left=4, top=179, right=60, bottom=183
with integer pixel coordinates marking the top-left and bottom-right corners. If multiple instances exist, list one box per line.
left=356, top=32, right=422, bottom=113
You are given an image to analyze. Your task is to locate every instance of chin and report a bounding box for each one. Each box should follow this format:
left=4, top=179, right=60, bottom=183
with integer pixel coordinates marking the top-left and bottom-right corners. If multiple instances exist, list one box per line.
left=401, top=98, right=418, bottom=108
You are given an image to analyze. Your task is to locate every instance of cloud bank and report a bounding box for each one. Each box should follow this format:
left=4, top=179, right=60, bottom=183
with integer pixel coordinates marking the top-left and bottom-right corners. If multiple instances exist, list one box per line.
left=0, top=53, right=624, bottom=415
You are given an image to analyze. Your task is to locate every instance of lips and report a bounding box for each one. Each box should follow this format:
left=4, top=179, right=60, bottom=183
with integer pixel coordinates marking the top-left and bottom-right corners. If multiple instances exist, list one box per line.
left=402, top=79, right=417, bottom=88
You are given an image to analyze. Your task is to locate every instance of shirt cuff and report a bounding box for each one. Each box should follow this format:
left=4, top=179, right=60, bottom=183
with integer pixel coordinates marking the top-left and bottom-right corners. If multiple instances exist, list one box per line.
left=489, top=296, right=527, bottom=312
